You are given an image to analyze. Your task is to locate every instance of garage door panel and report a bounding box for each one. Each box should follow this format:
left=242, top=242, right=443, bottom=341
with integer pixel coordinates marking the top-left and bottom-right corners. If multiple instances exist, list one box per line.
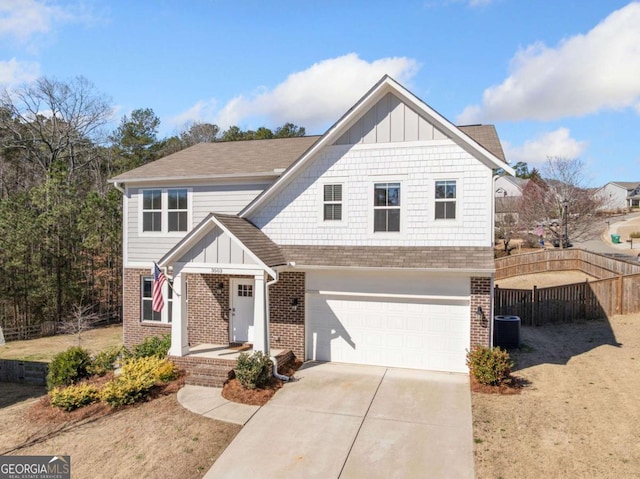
left=307, top=293, right=470, bottom=373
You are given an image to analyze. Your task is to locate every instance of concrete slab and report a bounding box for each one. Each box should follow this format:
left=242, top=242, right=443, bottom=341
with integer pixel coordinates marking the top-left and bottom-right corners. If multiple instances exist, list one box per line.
left=177, top=385, right=259, bottom=426
left=369, top=369, right=472, bottom=428
left=341, top=418, right=474, bottom=479
left=205, top=405, right=362, bottom=479
left=269, top=361, right=385, bottom=416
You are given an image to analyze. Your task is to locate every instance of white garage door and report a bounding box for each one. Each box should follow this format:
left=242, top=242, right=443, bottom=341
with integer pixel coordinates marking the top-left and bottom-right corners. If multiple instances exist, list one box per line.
left=306, top=271, right=471, bottom=373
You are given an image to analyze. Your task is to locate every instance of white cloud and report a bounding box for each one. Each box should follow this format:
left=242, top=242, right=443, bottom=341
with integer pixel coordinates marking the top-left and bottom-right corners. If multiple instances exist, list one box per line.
left=459, top=2, right=640, bottom=123
left=167, top=99, right=218, bottom=130
left=503, top=128, right=587, bottom=166
left=0, top=0, right=72, bottom=42
left=202, top=53, right=420, bottom=131
left=0, top=58, right=40, bottom=86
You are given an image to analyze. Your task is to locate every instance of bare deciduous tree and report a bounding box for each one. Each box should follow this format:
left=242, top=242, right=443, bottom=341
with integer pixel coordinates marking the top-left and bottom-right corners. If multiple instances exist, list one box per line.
left=518, top=157, right=605, bottom=246
left=58, top=304, right=101, bottom=346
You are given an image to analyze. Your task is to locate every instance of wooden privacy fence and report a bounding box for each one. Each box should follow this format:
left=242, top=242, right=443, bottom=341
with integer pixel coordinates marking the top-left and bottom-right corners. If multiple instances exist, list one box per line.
left=495, top=249, right=640, bottom=326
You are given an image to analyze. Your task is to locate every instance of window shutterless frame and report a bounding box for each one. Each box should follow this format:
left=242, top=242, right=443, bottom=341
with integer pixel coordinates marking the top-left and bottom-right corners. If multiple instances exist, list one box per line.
left=373, top=182, right=401, bottom=232
left=139, top=188, right=191, bottom=235
left=141, top=276, right=173, bottom=323
left=435, top=180, right=456, bottom=220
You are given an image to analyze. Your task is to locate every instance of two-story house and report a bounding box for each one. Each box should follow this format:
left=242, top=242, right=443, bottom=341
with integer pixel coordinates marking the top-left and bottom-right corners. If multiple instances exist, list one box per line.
left=109, top=76, right=513, bottom=383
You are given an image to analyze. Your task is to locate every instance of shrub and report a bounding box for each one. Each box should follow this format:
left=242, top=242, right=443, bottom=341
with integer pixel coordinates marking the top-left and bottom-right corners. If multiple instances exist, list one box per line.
left=49, top=383, right=100, bottom=411
left=466, top=345, right=513, bottom=386
left=47, top=347, right=92, bottom=390
left=630, top=231, right=640, bottom=239
left=234, top=351, right=272, bottom=389
left=88, top=346, right=123, bottom=376
left=100, top=356, right=177, bottom=407
left=132, top=334, right=171, bottom=358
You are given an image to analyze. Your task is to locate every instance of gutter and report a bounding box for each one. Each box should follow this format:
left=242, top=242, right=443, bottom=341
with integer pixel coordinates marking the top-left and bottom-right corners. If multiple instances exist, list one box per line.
left=112, top=181, right=125, bottom=194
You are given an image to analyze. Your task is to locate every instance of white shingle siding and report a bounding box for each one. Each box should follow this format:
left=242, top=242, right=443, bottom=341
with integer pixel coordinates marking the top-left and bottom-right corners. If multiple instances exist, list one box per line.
left=249, top=141, right=493, bottom=247
left=126, top=182, right=268, bottom=264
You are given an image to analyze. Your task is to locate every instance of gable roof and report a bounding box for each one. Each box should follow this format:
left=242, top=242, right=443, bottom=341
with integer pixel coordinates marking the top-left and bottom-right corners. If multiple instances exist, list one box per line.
left=458, top=125, right=505, bottom=162
left=109, top=136, right=320, bottom=184
left=159, top=213, right=285, bottom=273
left=241, top=75, right=514, bottom=218
left=608, top=181, right=640, bottom=191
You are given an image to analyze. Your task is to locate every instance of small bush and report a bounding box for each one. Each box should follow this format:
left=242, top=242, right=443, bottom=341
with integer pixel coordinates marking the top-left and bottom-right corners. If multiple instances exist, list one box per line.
left=100, top=356, right=177, bottom=407
left=47, top=347, right=92, bottom=390
left=466, top=345, right=513, bottom=386
left=132, top=334, right=171, bottom=358
left=234, top=351, right=272, bottom=390
left=630, top=231, right=640, bottom=239
left=88, top=346, right=123, bottom=376
left=49, top=383, right=100, bottom=411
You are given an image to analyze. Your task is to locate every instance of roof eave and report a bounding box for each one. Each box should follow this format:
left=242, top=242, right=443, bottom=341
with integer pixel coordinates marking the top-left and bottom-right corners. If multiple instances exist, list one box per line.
left=108, top=171, right=281, bottom=186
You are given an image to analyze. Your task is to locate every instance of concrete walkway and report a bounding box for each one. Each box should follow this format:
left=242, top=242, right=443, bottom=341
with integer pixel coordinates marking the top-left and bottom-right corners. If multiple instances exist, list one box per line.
left=177, top=385, right=259, bottom=425
left=187, top=362, right=474, bottom=479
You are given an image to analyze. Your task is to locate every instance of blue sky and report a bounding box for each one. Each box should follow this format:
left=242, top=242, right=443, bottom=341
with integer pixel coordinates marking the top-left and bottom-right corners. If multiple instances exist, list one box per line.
left=1, top=0, right=638, bottom=186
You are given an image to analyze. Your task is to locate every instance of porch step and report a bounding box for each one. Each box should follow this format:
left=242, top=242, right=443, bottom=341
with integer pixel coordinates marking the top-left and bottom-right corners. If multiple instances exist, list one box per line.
left=169, top=355, right=236, bottom=388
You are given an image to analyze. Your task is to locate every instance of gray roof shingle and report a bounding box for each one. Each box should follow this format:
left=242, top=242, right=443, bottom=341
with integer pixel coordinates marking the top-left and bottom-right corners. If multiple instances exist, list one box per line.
left=458, top=125, right=506, bottom=163
left=110, top=136, right=321, bottom=182
left=279, top=245, right=495, bottom=271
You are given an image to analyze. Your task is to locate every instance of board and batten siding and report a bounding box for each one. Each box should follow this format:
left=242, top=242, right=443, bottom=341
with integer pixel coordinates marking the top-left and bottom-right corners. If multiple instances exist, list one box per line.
left=177, top=225, right=257, bottom=265
left=249, top=140, right=493, bottom=247
left=126, top=182, right=268, bottom=264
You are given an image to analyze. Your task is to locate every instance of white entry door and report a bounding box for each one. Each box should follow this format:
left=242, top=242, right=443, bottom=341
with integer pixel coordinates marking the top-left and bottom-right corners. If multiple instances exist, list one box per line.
left=230, top=279, right=255, bottom=343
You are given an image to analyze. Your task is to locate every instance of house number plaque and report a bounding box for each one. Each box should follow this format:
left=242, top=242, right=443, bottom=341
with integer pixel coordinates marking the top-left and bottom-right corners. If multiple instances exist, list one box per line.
left=211, top=268, right=223, bottom=274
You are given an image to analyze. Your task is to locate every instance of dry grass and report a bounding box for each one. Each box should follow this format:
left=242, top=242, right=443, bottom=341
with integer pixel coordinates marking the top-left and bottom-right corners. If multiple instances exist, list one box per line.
left=0, top=325, right=122, bottom=361
left=473, top=313, right=640, bottom=478
left=495, top=270, right=596, bottom=289
left=0, top=383, right=240, bottom=479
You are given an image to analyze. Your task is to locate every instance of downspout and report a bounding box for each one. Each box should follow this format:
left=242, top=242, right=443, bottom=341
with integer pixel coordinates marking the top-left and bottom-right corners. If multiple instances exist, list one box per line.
left=112, top=181, right=125, bottom=194
left=266, top=269, right=290, bottom=382
left=490, top=174, right=499, bottom=348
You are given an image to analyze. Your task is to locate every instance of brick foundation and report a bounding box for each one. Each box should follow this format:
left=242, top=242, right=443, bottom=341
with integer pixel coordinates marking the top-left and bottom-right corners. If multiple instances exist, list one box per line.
left=470, top=276, right=492, bottom=347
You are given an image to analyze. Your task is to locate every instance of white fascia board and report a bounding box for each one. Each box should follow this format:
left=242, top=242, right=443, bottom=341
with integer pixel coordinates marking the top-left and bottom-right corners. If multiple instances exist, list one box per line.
left=274, top=264, right=494, bottom=276
left=107, top=171, right=280, bottom=186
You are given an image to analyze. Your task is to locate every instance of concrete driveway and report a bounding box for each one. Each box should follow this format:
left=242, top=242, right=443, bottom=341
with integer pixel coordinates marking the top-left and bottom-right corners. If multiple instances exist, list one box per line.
left=205, top=362, right=474, bottom=479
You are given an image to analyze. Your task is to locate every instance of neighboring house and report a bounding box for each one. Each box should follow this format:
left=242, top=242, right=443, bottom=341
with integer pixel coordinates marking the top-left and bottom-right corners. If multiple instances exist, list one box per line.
left=109, top=76, right=513, bottom=380
left=495, top=175, right=528, bottom=198
left=596, top=181, right=640, bottom=210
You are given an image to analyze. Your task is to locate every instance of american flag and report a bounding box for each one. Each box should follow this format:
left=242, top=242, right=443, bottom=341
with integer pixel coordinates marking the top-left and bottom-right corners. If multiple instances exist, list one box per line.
left=152, top=262, right=166, bottom=312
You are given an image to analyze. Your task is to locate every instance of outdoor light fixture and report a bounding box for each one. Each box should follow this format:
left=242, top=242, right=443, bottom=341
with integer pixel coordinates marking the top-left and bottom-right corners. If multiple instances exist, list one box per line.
left=476, top=306, right=488, bottom=328
left=216, top=282, right=224, bottom=292
left=290, top=298, right=299, bottom=311
left=562, top=199, right=569, bottom=248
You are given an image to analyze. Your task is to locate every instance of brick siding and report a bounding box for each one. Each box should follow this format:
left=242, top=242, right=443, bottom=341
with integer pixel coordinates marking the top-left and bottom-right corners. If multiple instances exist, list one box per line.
left=123, top=268, right=171, bottom=349
left=470, top=276, right=492, bottom=347
left=123, top=268, right=305, bottom=358
left=268, top=271, right=305, bottom=358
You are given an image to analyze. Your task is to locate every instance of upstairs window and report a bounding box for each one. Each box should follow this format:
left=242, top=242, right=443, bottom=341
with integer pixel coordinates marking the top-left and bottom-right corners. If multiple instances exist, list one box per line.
left=168, top=189, right=188, bottom=232
left=140, top=188, right=190, bottom=234
left=435, top=180, right=456, bottom=220
left=323, top=184, right=343, bottom=221
left=142, top=189, right=162, bottom=232
left=374, top=182, right=401, bottom=232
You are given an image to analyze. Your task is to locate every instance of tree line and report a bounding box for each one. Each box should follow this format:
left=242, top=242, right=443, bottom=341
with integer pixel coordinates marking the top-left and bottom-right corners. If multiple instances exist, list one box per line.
left=0, top=76, right=305, bottom=333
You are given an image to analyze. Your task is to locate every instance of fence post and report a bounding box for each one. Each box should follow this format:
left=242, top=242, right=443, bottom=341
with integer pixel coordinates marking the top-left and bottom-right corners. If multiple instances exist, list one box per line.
left=532, top=285, right=537, bottom=326
left=617, top=275, right=623, bottom=314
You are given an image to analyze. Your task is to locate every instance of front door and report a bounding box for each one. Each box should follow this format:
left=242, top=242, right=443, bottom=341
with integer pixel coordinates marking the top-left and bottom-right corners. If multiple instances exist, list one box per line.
left=230, top=278, right=255, bottom=343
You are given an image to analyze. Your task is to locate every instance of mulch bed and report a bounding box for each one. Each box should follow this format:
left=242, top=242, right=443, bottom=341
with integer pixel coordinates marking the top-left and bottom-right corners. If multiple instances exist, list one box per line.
left=222, top=359, right=303, bottom=406
left=470, top=375, right=526, bottom=395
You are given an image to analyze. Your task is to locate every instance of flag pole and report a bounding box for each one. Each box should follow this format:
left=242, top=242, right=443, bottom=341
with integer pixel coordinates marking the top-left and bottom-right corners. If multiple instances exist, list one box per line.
left=154, top=262, right=180, bottom=296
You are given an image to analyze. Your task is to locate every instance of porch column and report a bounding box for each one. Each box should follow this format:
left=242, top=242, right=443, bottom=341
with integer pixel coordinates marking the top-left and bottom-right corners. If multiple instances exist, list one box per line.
left=169, top=270, right=189, bottom=356
left=252, top=271, right=269, bottom=354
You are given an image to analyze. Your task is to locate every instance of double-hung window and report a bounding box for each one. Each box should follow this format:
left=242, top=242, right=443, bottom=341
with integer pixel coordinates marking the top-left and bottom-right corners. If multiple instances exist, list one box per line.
left=373, top=182, right=401, bottom=232
left=323, top=184, right=343, bottom=221
left=168, top=189, right=188, bottom=232
left=435, top=180, right=456, bottom=220
left=142, top=190, right=162, bottom=232
left=141, top=276, right=173, bottom=323
left=141, top=188, right=190, bottom=233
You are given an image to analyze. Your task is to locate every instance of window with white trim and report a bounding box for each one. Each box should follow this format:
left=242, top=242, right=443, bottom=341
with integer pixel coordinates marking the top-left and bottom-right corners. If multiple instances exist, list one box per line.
left=373, top=182, right=401, bottom=232
left=142, top=190, right=162, bottom=232
left=140, top=188, right=190, bottom=233
left=141, top=276, right=173, bottom=323
left=168, top=189, right=188, bottom=232
left=435, top=180, right=456, bottom=220
left=323, top=184, right=343, bottom=221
